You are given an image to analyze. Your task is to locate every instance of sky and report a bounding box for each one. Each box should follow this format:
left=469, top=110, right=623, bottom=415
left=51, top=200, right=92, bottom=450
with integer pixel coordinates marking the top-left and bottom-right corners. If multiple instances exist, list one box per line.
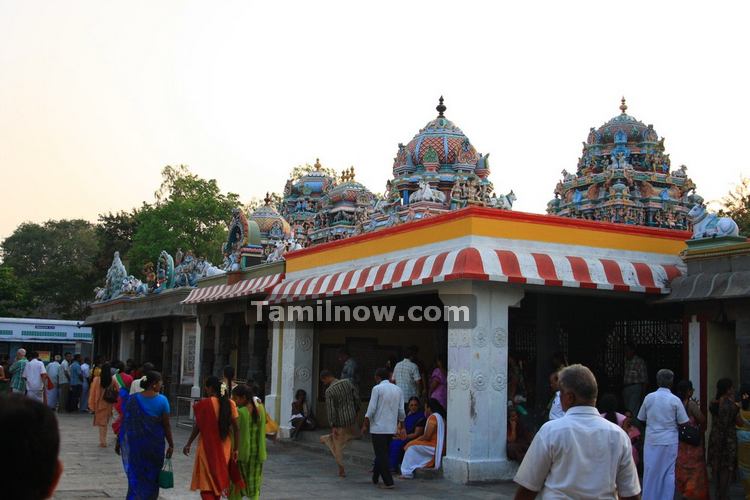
left=1, top=1, right=749, bottom=242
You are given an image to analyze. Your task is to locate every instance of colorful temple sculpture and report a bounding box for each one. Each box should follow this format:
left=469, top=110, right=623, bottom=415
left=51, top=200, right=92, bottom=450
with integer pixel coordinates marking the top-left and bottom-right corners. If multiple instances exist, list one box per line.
left=248, top=194, right=293, bottom=262
left=308, top=167, right=375, bottom=243
left=548, top=98, right=698, bottom=229
left=280, top=159, right=337, bottom=247
left=368, top=97, right=515, bottom=231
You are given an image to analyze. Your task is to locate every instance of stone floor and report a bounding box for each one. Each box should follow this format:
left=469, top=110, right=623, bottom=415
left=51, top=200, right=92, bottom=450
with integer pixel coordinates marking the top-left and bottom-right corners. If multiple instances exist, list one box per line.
left=53, top=412, right=516, bottom=499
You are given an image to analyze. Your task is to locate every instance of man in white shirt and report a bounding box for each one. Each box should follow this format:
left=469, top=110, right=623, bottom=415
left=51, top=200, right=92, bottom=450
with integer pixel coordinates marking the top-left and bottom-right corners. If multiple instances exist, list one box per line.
left=392, top=346, right=422, bottom=404
left=45, top=355, right=62, bottom=410
left=58, top=352, right=71, bottom=414
left=22, top=351, right=48, bottom=404
left=637, top=368, right=689, bottom=500
left=79, top=357, right=91, bottom=412
left=514, top=364, right=640, bottom=500
left=548, top=371, right=565, bottom=421
left=362, top=367, right=405, bottom=490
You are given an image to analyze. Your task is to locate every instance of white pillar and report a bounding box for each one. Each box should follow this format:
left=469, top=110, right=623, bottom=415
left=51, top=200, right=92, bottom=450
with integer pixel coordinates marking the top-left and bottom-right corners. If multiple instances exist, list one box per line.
left=440, top=282, right=524, bottom=484
left=264, top=321, right=284, bottom=425
left=278, top=321, right=314, bottom=438
left=191, top=318, right=203, bottom=398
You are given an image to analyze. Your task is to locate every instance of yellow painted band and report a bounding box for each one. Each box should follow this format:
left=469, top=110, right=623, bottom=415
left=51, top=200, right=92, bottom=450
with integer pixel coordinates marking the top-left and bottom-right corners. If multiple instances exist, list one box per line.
left=286, top=215, right=687, bottom=273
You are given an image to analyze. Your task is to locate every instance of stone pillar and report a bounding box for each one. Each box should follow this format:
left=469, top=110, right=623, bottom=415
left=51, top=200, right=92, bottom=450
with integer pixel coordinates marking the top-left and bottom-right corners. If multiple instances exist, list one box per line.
left=736, top=317, right=750, bottom=389
left=191, top=316, right=208, bottom=398
left=265, top=321, right=284, bottom=424
left=440, top=282, right=524, bottom=484
left=278, top=321, right=314, bottom=438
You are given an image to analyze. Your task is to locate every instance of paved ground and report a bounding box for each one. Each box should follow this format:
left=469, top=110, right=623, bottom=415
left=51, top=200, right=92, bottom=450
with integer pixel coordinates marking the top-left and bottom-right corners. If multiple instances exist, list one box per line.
left=54, top=412, right=516, bottom=499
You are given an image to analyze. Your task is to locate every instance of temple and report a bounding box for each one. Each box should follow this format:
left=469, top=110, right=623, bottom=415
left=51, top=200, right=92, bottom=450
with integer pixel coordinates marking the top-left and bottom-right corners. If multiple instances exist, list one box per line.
left=85, top=97, right=748, bottom=485
left=548, top=98, right=698, bottom=229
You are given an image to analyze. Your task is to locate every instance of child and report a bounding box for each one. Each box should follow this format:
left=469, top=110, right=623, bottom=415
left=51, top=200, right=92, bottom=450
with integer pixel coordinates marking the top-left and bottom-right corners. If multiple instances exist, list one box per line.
left=230, top=384, right=267, bottom=500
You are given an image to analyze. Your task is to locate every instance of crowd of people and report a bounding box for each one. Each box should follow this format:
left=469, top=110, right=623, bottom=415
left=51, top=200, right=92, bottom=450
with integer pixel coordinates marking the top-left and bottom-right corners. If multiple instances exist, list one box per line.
left=511, top=346, right=750, bottom=500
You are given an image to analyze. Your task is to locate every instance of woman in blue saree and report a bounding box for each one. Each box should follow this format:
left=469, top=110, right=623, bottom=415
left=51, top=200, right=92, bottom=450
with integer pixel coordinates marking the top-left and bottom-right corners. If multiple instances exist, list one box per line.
left=389, top=397, right=425, bottom=471
left=116, top=371, right=174, bottom=500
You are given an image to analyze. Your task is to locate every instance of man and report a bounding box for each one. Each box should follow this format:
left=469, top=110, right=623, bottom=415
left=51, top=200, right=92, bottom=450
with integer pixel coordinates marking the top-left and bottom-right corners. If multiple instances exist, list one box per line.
left=319, top=370, right=360, bottom=477
left=22, top=351, right=48, bottom=404
left=58, top=352, right=72, bottom=414
left=393, top=346, right=422, bottom=406
left=79, top=357, right=91, bottom=412
left=514, top=364, right=640, bottom=500
left=338, top=348, right=360, bottom=393
left=9, top=348, right=28, bottom=395
left=547, top=371, right=565, bottom=421
left=622, top=343, right=648, bottom=418
left=637, top=368, right=689, bottom=500
left=130, top=362, right=155, bottom=395
left=0, top=394, right=64, bottom=500
left=362, top=367, right=405, bottom=490
left=67, top=354, right=83, bottom=412
left=45, top=355, right=62, bottom=410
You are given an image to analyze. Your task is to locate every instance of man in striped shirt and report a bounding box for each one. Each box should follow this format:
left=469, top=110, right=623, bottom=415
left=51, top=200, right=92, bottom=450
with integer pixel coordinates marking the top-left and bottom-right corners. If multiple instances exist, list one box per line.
left=319, top=370, right=359, bottom=477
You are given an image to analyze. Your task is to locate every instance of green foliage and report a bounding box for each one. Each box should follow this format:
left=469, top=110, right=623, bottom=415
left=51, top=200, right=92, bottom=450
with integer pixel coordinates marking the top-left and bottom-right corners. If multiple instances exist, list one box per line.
left=127, top=165, right=240, bottom=276
left=95, top=208, right=141, bottom=276
left=1, top=220, right=99, bottom=318
left=0, top=264, right=31, bottom=317
left=719, top=177, right=750, bottom=236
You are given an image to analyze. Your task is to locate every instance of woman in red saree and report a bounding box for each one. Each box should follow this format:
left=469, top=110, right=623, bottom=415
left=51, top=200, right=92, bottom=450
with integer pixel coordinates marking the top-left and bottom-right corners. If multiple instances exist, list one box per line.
left=183, top=376, right=239, bottom=500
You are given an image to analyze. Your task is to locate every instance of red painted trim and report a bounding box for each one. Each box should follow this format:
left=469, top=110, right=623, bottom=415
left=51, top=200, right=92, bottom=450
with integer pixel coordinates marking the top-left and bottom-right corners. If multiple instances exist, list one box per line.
left=283, top=207, right=692, bottom=261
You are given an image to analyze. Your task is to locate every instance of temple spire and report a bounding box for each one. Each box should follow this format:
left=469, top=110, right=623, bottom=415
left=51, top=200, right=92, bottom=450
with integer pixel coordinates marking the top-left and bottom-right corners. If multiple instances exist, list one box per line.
left=436, top=96, right=446, bottom=117
left=619, top=96, right=628, bottom=114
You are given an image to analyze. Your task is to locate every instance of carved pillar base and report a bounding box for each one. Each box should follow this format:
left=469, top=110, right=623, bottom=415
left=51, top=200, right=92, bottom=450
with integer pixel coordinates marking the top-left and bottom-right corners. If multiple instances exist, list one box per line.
left=278, top=321, right=314, bottom=439
left=440, top=283, right=523, bottom=484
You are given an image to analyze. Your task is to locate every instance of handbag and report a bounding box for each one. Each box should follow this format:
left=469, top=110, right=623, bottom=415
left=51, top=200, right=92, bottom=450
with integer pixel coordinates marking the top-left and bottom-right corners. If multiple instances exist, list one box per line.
left=678, top=422, right=701, bottom=446
left=103, top=383, right=118, bottom=404
left=229, top=457, right=245, bottom=489
left=158, top=458, right=174, bottom=489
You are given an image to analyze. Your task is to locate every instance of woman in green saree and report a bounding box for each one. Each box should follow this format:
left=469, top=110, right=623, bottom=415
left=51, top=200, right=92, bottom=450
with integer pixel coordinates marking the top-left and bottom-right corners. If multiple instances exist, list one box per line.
left=230, top=384, right=267, bottom=500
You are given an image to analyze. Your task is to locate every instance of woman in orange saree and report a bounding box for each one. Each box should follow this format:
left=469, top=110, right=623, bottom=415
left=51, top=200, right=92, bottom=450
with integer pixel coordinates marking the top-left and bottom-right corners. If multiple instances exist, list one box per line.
left=675, top=380, right=710, bottom=500
left=183, top=376, right=239, bottom=500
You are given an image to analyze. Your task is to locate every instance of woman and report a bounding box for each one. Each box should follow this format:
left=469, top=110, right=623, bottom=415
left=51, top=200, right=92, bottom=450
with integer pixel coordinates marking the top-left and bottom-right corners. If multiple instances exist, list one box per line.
left=388, top=397, right=426, bottom=471
left=429, top=357, right=447, bottom=410
left=507, top=405, right=531, bottom=461
left=117, top=371, right=174, bottom=500
left=0, top=359, right=10, bottom=394
left=230, top=384, right=267, bottom=500
left=708, top=378, right=739, bottom=500
left=736, top=387, right=750, bottom=499
left=289, top=389, right=315, bottom=439
left=183, top=376, right=240, bottom=500
left=111, top=360, right=134, bottom=436
left=599, top=394, right=640, bottom=465
left=673, top=380, right=709, bottom=500
left=88, top=362, right=114, bottom=447
left=221, top=365, right=237, bottom=397
left=399, top=398, right=446, bottom=479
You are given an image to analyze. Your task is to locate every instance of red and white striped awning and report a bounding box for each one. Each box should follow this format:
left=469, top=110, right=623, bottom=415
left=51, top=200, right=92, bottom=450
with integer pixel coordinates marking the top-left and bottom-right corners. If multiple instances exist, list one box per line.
left=267, top=247, right=683, bottom=303
left=182, top=274, right=283, bottom=305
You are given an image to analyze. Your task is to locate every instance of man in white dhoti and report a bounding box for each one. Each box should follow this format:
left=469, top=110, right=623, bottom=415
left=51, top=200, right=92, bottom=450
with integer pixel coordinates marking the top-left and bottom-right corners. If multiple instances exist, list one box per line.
left=22, top=351, right=48, bottom=404
left=399, top=398, right=445, bottom=478
left=514, top=364, right=641, bottom=499
left=638, top=368, right=689, bottom=500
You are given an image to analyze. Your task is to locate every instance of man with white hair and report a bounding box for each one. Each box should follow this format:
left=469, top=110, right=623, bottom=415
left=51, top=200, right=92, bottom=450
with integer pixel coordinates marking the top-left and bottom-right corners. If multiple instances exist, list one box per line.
left=637, top=368, right=689, bottom=500
left=8, top=348, right=28, bottom=394
left=514, top=364, right=640, bottom=499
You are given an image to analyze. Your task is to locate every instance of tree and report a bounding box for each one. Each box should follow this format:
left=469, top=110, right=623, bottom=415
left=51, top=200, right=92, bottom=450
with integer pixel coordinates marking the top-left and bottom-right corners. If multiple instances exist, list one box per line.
left=289, top=161, right=338, bottom=182
left=1, top=220, right=99, bottom=318
left=127, top=165, right=240, bottom=276
left=95, top=208, right=141, bottom=277
left=0, top=264, right=31, bottom=317
left=719, top=177, right=750, bottom=236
